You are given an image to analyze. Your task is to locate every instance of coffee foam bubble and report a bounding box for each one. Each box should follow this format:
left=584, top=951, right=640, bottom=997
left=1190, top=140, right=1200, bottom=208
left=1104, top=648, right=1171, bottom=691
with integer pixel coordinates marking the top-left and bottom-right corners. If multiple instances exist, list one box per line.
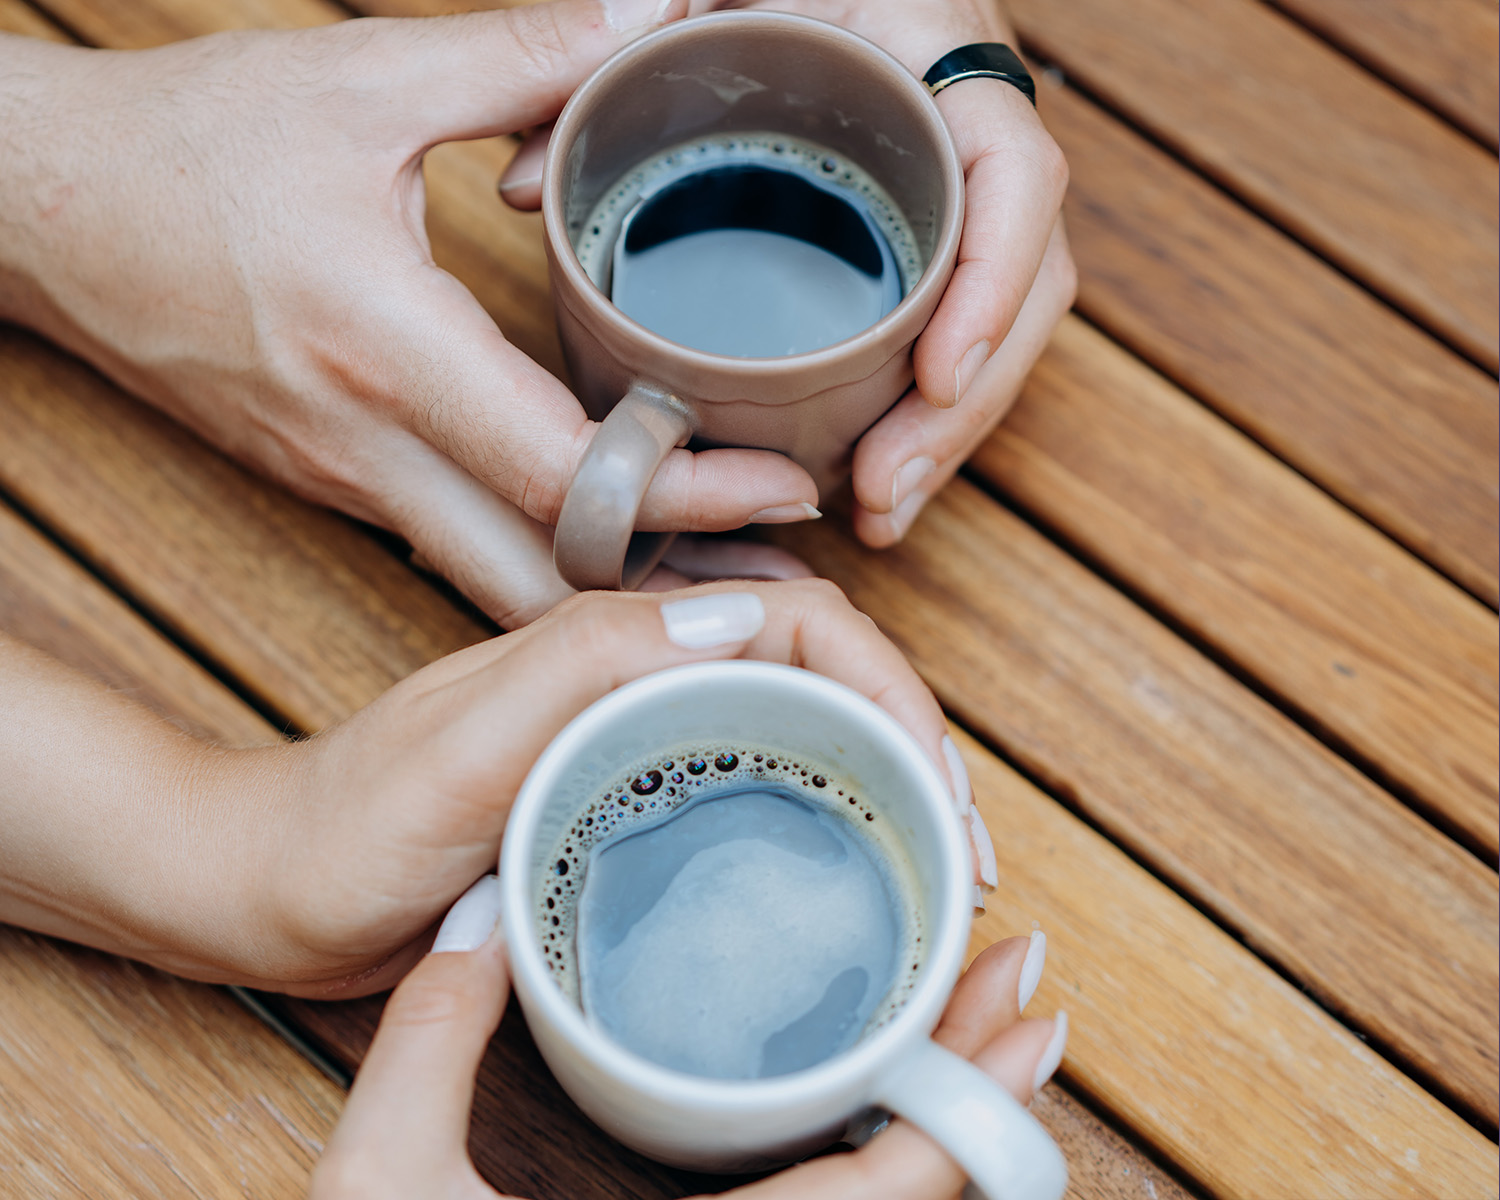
left=534, top=745, right=925, bottom=1051
left=572, top=132, right=924, bottom=300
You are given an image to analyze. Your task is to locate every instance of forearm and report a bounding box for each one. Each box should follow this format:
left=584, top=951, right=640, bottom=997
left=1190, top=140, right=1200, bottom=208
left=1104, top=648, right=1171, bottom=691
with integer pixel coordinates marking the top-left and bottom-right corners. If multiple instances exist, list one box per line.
left=0, top=634, right=291, bottom=981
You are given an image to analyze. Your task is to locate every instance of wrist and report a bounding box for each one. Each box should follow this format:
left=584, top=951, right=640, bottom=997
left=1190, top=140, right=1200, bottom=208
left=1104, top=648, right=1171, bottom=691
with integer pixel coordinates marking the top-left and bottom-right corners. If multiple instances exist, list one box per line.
left=0, top=36, right=96, bottom=324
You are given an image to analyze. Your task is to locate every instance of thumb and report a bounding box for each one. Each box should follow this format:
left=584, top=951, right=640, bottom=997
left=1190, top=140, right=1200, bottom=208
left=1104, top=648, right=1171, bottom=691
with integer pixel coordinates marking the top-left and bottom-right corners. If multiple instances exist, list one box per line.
left=314, top=877, right=507, bottom=1198
left=375, top=0, right=687, bottom=146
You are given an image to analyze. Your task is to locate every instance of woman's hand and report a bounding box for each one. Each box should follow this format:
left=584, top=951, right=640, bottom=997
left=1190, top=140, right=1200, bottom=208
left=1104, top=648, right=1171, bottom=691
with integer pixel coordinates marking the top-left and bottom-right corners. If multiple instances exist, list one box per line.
left=0, top=581, right=993, bottom=992
left=0, top=3, right=819, bottom=630
left=499, top=0, right=1078, bottom=548
left=257, top=579, right=994, bottom=995
left=312, top=875, right=1066, bottom=1200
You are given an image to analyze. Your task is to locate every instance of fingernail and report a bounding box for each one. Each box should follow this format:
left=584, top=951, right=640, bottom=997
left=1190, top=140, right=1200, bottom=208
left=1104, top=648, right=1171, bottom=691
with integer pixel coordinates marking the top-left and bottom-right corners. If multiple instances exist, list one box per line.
left=941, top=736, right=971, bottom=814
left=967, top=803, right=998, bottom=891
left=888, top=488, right=928, bottom=541
left=973, top=884, right=987, bottom=911
left=1032, top=1011, right=1068, bottom=1093
left=954, top=339, right=990, bottom=403
left=1017, top=930, right=1046, bottom=1013
left=600, top=0, right=675, bottom=32
left=498, top=171, right=541, bottom=195
left=890, top=456, right=936, bottom=512
left=661, top=592, right=765, bottom=648
left=431, top=875, right=502, bottom=954
left=748, top=502, right=821, bottom=525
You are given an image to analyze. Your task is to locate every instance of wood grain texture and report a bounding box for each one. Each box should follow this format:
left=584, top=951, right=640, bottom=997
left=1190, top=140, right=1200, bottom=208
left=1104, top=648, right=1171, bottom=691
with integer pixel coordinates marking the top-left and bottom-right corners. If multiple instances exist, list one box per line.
left=1010, top=0, right=1500, bottom=370
left=1267, top=0, right=1500, bottom=148
left=28, top=0, right=341, bottom=42
left=1043, top=76, right=1500, bottom=605
left=955, top=728, right=1497, bottom=1199
left=0, top=503, right=270, bottom=746
left=0, top=0, right=65, bottom=37
left=972, top=316, right=1499, bottom=856
left=0, top=328, right=485, bottom=731
left=0, top=931, right=342, bottom=1199
left=769, top=484, right=1500, bottom=1126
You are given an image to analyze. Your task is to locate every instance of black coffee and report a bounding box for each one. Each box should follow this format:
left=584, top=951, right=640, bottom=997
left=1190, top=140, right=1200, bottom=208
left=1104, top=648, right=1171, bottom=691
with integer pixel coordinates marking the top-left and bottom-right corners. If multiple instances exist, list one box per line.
left=536, top=746, right=924, bottom=1080
left=574, top=135, right=921, bottom=358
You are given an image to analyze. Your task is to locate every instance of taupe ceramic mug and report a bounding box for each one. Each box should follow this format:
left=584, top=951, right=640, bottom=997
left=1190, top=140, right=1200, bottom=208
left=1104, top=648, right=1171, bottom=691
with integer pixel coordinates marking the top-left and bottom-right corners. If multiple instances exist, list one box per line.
left=543, top=12, right=964, bottom=591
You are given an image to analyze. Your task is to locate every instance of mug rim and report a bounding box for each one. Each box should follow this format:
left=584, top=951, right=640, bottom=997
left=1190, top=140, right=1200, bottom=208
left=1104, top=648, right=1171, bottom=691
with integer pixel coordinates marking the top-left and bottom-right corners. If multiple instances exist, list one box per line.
left=540, top=11, right=966, bottom=377
left=499, top=660, right=973, bottom=1110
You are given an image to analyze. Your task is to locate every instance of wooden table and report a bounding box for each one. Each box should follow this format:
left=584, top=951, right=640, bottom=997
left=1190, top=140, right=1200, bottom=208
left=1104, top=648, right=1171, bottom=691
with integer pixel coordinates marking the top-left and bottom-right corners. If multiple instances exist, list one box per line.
left=1, top=0, right=1495, bottom=1196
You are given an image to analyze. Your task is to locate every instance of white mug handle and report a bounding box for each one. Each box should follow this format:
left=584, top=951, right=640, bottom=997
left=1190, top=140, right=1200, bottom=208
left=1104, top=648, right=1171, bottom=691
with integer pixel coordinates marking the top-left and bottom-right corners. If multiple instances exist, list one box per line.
left=875, top=1038, right=1067, bottom=1200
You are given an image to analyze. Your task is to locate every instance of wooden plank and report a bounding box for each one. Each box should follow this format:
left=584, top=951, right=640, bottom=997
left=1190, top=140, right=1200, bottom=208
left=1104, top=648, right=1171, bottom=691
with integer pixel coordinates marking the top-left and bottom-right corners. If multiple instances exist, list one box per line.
left=0, top=503, right=270, bottom=745
left=1010, top=0, right=1500, bottom=371
left=1043, top=77, right=1499, bottom=606
left=28, top=0, right=342, bottom=42
left=0, top=930, right=341, bottom=1200
left=1267, top=0, right=1500, bottom=149
left=956, top=728, right=1496, bottom=1199
left=0, top=0, right=66, bottom=37
left=0, top=327, right=484, bottom=730
left=971, top=316, right=1499, bottom=857
left=769, top=483, right=1500, bottom=1127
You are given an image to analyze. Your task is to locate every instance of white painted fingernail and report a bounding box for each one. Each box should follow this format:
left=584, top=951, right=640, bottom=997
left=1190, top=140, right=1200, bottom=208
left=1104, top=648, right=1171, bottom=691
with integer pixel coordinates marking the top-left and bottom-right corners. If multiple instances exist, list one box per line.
left=941, top=736, right=971, bottom=815
left=890, top=456, right=936, bottom=512
left=497, top=171, right=541, bottom=195
left=748, top=502, right=821, bottom=524
left=968, top=804, right=998, bottom=891
left=954, top=339, right=991, bottom=403
left=1032, top=1011, right=1068, bottom=1093
left=600, top=0, right=674, bottom=32
left=973, top=884, right=987, bottom=911
left=888, top=488, right=928, bottom=541
left=431, top=875, right=502, bottom=954
left=661, top=592, right=765, bottom=649
left=1017, top=930, right=1046, bottom=1013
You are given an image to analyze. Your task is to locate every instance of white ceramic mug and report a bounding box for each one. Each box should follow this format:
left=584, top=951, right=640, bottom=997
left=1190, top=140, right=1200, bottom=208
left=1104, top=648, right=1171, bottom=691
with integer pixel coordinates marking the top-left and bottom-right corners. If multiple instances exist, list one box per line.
left=498, top=661, right=1067, bottom=1200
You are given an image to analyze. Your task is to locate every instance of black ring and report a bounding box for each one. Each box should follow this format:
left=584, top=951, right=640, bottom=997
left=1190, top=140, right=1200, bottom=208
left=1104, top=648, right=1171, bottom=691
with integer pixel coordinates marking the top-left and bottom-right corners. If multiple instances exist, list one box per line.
left=922, top=43, right=1036, bottom=106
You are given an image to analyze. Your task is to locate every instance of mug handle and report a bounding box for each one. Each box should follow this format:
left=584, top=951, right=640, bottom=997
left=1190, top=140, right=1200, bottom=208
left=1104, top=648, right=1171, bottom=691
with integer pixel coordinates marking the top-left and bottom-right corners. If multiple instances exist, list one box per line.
left=554, top=382, right=694, bottom=592
left=875, top=1038, right=1068, bottom=1200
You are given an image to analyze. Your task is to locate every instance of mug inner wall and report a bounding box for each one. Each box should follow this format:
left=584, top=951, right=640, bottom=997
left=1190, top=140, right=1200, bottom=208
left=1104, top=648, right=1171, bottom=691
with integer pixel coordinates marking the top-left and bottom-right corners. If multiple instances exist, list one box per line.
left=560, top=21, right=948, bottom=281
left=519, top=666, right=954, bottom=1078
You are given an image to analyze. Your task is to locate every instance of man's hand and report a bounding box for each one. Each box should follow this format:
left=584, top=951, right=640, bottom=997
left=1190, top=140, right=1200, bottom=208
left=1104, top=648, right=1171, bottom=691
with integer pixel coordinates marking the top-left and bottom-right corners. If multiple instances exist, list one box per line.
left=0, top=4, right=820, bottom=629
left=500, top=0, right=1077, bottom=547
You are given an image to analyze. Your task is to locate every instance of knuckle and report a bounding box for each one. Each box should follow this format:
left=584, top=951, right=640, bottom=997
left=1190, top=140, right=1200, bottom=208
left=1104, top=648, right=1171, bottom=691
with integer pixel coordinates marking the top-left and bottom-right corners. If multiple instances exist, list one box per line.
left=505, top=5, right=573, bottom=81
left=788, top=576, right=850, bottom=612
left=1035, top=136, right=1070, bottom=200
left=552, top=590, right=635, bottom=653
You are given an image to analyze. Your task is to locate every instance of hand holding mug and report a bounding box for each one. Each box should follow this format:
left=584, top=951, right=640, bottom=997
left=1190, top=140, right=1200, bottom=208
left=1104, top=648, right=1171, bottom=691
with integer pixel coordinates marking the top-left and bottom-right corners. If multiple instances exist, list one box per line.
left=0, top=2, right=817, bottom=629
left=502, top=0, right=1077, bottom=554
left=312, top=878, right=1066, bottom=1200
